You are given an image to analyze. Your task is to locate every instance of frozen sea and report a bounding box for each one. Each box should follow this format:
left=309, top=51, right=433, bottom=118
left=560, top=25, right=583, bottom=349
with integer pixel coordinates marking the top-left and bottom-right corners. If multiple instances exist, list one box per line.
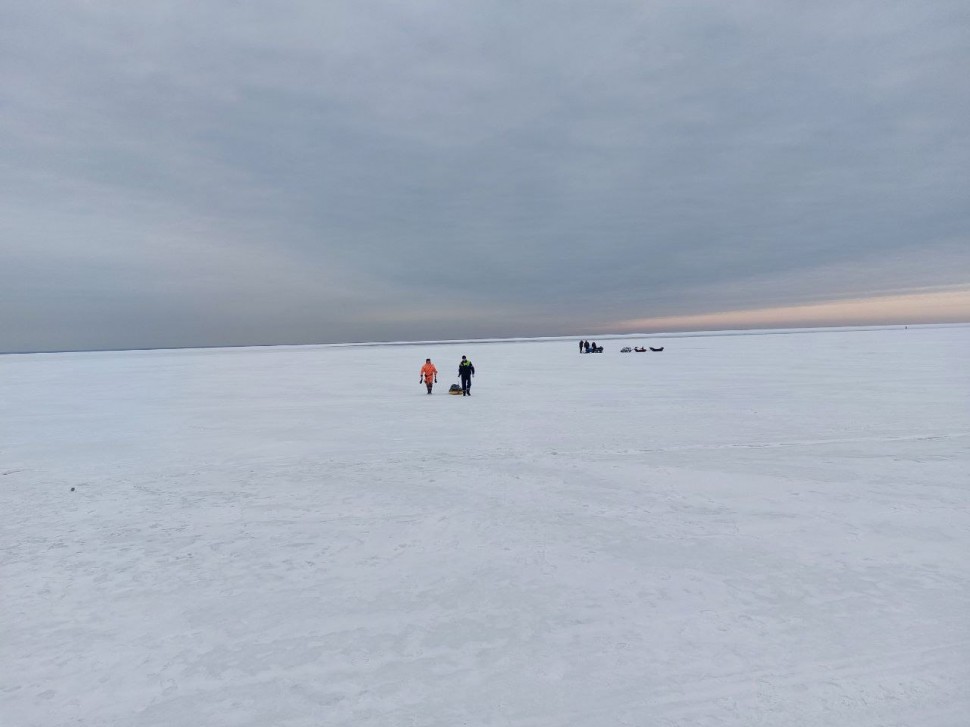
left=2, top=325, right=969, bottom=726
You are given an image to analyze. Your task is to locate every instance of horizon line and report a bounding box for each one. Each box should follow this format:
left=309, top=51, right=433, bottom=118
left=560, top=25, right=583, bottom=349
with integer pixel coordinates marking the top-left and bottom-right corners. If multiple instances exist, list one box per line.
left=3, top=321, right=967, bottom=357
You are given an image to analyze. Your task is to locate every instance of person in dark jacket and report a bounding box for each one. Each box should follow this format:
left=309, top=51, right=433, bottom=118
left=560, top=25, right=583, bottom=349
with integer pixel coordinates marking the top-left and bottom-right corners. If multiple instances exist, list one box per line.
left=458, top=355, right=475, bottom=396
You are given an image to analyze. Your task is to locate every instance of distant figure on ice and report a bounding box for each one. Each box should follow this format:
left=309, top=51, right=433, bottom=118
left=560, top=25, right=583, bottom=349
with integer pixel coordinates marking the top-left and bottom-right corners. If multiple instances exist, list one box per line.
left=458, top=355, right=475, bottom=396
left=420, top=358, right=438, bottom=394
left=579, top=340, right=584, bottom=353
left=584, top=340, right=590, bottom=353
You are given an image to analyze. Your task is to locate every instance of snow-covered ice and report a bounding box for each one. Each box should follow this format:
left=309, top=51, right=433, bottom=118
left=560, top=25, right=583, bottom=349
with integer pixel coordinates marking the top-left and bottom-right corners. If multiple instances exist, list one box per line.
left=2, top=325, right=969, bottom=726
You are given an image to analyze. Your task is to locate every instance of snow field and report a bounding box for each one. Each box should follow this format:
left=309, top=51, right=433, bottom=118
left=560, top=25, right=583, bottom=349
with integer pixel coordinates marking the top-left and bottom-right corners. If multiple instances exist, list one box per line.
left=2, top=326, right=969, bottom=726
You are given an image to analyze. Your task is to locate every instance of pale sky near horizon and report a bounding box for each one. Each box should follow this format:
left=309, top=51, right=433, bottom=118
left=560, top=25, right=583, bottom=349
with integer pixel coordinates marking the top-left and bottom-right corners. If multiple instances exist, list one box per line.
left=2, top=1, right=968, bottom=352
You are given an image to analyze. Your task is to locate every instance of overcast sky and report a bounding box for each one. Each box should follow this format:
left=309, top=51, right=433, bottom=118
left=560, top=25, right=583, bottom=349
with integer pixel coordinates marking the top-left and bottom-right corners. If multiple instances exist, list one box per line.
left=2, top=0, right=968, bottom=352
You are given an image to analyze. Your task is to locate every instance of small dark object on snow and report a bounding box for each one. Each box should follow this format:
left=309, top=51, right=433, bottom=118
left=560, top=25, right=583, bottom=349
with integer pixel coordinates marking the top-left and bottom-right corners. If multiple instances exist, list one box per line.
left=70, top=487, right=75, bottom=491
left=448, top=384, right=463, bottom=395
left=650, top=346, right=664, bottom=352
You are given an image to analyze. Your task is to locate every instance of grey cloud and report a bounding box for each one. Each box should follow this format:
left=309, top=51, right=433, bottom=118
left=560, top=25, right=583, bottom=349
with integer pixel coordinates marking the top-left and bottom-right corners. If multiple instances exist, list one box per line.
left=1, top=0, right=968, bottom=351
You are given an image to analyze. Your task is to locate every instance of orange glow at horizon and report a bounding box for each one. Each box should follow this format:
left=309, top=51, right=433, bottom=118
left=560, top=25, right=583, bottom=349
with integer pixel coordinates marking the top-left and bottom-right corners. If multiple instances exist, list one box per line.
left=610, top=288, right=970, bottom=332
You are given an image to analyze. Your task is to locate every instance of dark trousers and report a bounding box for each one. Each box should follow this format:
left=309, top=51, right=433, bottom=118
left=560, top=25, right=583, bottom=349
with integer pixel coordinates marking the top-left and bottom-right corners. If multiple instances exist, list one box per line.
left=460, top=376, right=472, bottom=395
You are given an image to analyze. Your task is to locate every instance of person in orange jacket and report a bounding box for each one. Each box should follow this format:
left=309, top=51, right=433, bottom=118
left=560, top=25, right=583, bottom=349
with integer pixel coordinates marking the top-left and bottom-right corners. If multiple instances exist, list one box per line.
left=420, top=358, right=438, bottom=394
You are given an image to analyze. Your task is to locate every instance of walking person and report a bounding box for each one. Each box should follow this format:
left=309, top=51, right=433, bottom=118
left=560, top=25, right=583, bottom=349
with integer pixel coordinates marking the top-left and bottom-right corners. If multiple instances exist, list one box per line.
left=458, top=355, right=475, bottom=396
left=420, top=358, right=438, bottom=394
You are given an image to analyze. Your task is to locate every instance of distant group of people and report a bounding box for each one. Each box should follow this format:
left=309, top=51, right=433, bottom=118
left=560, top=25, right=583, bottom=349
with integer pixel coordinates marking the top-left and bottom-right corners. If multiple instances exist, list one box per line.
left=579, top=340, right=603, bottom=353
left=419, top=355, right=476, bottom=395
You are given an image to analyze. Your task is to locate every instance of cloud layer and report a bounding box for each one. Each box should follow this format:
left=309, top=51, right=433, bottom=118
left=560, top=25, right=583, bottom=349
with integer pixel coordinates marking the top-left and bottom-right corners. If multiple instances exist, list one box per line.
left=2, top=1, right=968, bottom=351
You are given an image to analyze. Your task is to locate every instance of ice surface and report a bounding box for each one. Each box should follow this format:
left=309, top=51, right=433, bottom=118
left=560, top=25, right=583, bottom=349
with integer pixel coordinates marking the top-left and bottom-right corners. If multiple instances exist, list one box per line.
left=2, top=326, right=969, bottom=726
